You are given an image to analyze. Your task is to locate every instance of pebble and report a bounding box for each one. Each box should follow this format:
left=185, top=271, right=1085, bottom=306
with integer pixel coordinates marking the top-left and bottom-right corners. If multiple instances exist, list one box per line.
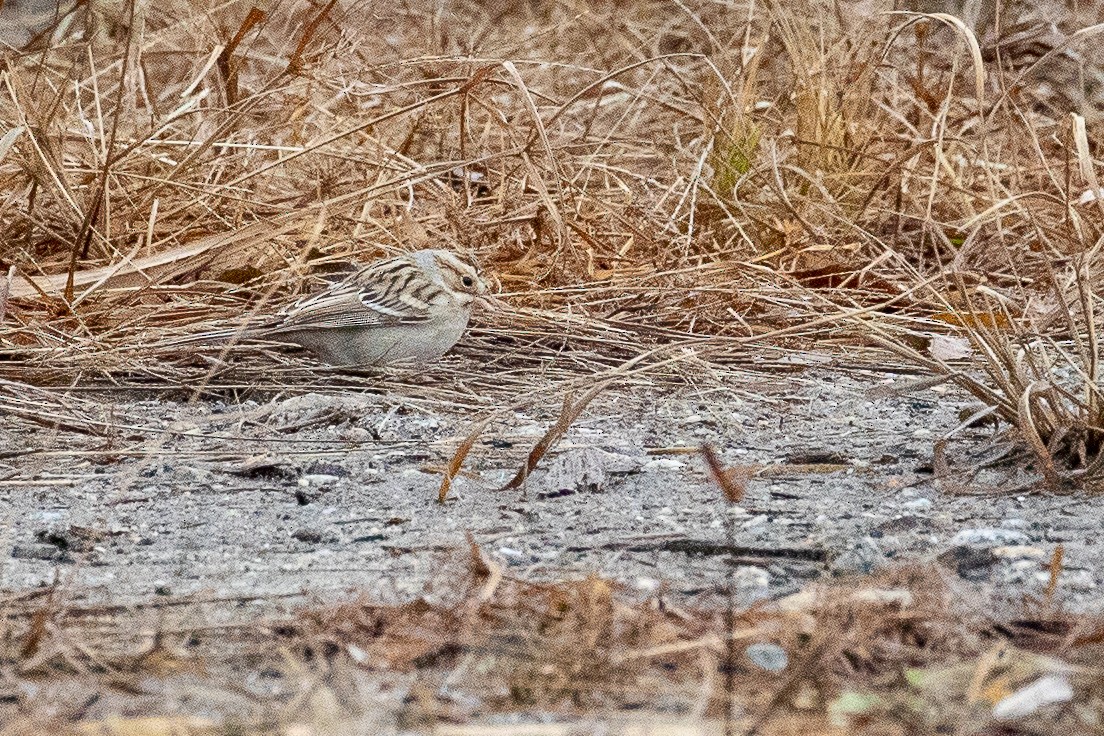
left=831, top=537, right=885, bottom=576
left=341, top=427, right=375, bottom=442
left=993, top=545, right=1045, bottom=560
left=951, top=528, right=1032, bottom=547
left=992, top=675, right=1073, bottom=719
left=10, top=544, right=70, bottom=562
left=742, top=515, right=768, bottom=529
left=733, top=566, right=771, bottom=603
left=938, top=546, right=997, bottom=581
left=497, top=547, right=525, bottom=561
left=306, top=462, right=349, bottom=477
left=1036, top=568, right=1096, bottom=591
left=297, top=474, right=340, bottom=487
left=745, top=643, right=788, bottom=672
left=902, top=497, right=933, bottom=512
left=643, top=458, right=685, bottom=471
left=291, top=528, right=329, bottom=544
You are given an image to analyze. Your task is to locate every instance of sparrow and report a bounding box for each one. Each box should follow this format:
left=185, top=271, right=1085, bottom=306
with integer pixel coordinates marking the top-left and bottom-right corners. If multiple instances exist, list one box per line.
left=183, top=249, right=487, bottom=367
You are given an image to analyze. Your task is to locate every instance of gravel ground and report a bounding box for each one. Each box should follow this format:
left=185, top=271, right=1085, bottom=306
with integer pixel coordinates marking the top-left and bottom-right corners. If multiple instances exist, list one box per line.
left=1, top=355, right=1094, bottom=623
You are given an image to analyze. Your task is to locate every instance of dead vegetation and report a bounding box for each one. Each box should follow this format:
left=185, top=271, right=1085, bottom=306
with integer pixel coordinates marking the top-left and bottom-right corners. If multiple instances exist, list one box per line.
left=1, top=0, right=1103, bottom=482
left=2, top=549, right=1102, bottom=735
left=2, top=0, right=1104, bottom=730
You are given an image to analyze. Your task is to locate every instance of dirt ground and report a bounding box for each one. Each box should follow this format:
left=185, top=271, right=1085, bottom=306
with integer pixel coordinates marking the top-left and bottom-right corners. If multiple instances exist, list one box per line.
left=2, top=346, right=1092, bottom=625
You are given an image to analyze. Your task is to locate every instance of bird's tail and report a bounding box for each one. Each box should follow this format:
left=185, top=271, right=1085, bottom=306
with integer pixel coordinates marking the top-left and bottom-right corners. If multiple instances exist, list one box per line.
left=153, top=324, right=282, bottom=350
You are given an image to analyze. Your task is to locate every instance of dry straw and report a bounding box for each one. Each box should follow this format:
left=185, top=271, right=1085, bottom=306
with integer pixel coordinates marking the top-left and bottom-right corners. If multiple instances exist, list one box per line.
left=0, top=0, right=1102, bottom=467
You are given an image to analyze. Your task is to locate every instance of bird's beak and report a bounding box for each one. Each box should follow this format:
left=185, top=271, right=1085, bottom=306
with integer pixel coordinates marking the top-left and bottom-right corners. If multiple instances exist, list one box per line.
left=477, top=293, right=509, bottom=311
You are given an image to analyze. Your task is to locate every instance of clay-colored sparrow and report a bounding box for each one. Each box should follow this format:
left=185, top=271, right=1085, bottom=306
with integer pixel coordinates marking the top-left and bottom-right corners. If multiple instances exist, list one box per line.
left=189, top=249, right=487, bottom=367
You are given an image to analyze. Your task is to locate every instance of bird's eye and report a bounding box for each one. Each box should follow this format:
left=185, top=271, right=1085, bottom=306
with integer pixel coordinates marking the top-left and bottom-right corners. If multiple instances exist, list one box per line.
left=462, top=276, right=474, bottom=287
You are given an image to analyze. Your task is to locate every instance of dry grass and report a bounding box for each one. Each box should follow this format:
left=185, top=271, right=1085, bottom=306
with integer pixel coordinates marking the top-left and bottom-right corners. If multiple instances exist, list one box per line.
left=3, top=553, right=1103, bottom=734
left=1, top=6, right=1097, bottom=470
left=0, top=0, right=767, bottom=389
left=0, top=2, right=1098, bottom=361
left=3, top=0, right=1104, bottom=730
left=0, top=0, right=1101, bottom=442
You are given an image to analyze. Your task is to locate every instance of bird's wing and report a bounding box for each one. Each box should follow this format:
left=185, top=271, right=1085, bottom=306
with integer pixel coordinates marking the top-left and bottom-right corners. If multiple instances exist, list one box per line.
left=268, top=279, right=434, bottom=333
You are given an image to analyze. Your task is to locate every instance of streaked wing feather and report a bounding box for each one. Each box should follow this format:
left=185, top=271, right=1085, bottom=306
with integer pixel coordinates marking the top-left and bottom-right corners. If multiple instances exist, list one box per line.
left=269, top=271, right=434, bottom=333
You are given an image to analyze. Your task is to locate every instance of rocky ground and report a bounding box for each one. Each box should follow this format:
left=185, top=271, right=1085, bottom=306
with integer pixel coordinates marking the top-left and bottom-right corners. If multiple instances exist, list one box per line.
left=1, top=350, right=1093, bottom=627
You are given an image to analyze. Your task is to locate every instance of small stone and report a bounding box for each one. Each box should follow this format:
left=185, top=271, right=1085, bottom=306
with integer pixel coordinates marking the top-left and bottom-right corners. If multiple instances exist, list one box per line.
left=291, top=528, right=330, bottom=544
left=227, top=456, right=295, bottom=480
left=951, top=528, right=1032, bottom=547
left=745, top=643, right=788, bottom=672
left=305, top=462, right=349, bottom=477
left=938, top=546, right=996, bottom=581
left=929, top=334, right=973, bottom=361
left=341, top=427, right=375, bottom=442
left=992, top=545, right=1045, bottom=560
left=643, top=458, right=685, bottom=471
left=535, top=447, right=641, bottom=496
left=1037, top=568, right=1096, bottom=591
left=742, top=514, right=768, bottom=529
left=831, top=537, right=885, bottom=576
left=11, top=544, right=71, bottom=562
left=298, top=474, right=340, bottom=487
left=1010, top=559, right=1037, bottom=574
left=733, top=565, right=770, bottom=590
left=992, top=675, right=1072, bottom=719
left=902, top=497, right=932, bottom=512
left=497, top=547, right=525, bottom=561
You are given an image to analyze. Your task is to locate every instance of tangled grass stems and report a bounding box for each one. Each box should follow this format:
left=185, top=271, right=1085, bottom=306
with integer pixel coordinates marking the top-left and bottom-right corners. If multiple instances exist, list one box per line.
left=0, top=0, right=1102, bottom=489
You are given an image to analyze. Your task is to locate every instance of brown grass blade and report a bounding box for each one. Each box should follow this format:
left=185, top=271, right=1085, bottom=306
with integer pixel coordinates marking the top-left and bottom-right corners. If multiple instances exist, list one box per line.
left=0, top=265, right=13, bottom=324
left=701, top=443, right=745, bottom=503
left=217, top=6, right=268, bottom=105
left=467, top=533, right=503, bottom=602
left=438, top=417, right=490, bottom=504
left=1046, top=544, right=1064, bottom=603
left=287, top=0, right=337, bottom=76
left=499, top=381, right=611, bottom=493
left=1072, top=112, right=1104, bottom=229
left=1018, top=383, right=1060, bottom=488
left=9, top=215, right=304, bottom=299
